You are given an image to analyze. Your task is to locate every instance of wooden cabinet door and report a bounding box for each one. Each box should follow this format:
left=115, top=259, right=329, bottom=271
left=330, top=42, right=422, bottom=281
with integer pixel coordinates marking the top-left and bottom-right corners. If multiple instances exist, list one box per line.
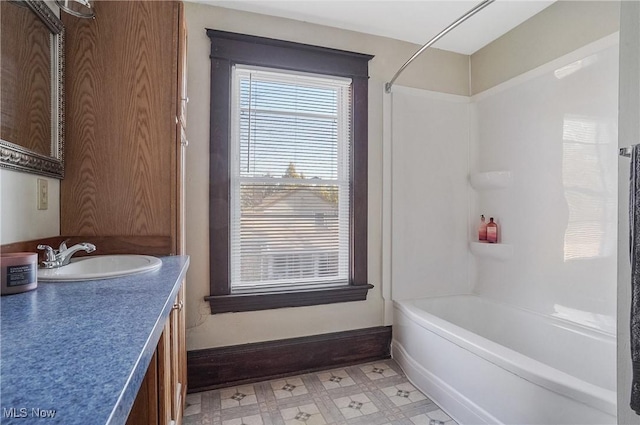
left=62, top=0, right=177, bottom=248
left=158, top=321, right=173, bottom=425
left=176, top=283, right=187, bottom=422
left=172, top=3, right=187, bottom=422
left=124, top=284, right=185, bottom=425
left=175, top=1, right=188, bottom=257
left=170, top=292, right=183, bottom=424
left=179, top=284, right=187, bottom=408
left=126, top=352, right=159, bottom=425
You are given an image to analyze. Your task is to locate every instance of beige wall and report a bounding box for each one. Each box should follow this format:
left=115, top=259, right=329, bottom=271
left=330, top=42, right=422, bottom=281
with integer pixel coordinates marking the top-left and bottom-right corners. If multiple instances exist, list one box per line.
left=0, top=170, right=59, bottom=244
left=471, top=1, right=620, bottom=95
left=183, top=2, right=469, bottom=350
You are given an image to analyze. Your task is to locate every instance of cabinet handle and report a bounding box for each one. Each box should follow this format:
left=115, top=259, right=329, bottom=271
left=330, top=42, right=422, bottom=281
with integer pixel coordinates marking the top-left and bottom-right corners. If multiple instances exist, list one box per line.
left=172, top=300, right=184, bottom=311
left=181, top=139, right=189, bottom=147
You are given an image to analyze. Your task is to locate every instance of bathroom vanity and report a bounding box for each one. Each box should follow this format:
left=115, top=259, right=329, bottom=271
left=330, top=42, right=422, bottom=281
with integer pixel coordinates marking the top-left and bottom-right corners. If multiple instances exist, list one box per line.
left=0, top=256, right=189, bottom=425
left=0, top=1, right=188, bottom=422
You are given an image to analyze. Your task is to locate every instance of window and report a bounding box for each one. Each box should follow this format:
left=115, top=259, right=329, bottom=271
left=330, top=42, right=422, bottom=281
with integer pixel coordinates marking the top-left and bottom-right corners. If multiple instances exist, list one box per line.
left=231, top=66, right=351, bottom=292
left=206, top=30, right=373, bottom=313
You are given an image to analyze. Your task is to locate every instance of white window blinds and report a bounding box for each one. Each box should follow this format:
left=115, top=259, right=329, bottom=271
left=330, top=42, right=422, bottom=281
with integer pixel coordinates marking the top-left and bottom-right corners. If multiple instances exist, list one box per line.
left=230, top=65, right=352, bottom=292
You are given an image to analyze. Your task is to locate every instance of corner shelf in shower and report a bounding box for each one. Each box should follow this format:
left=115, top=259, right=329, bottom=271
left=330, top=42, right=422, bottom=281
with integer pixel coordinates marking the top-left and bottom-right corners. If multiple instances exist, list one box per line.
left=470, top=242, right=513, bottom=261
left=469, top=171, right=511, bottom=190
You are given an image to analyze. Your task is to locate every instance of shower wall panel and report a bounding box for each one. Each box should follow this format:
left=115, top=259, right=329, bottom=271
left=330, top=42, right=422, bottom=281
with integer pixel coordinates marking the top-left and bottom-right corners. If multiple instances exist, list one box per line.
left=471, top=39, right=619, bottom=334
left=388, top=87, right=471, bottom=301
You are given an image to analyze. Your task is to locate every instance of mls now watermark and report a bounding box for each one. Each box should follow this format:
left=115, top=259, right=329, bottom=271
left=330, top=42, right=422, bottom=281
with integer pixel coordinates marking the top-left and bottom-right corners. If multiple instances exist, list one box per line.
left=3, top=407, right=56, bottom=419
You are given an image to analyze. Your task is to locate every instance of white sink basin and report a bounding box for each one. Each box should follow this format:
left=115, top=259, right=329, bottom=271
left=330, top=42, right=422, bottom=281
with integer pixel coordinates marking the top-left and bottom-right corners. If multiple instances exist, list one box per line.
left=38, top=255, right=162, bottom=282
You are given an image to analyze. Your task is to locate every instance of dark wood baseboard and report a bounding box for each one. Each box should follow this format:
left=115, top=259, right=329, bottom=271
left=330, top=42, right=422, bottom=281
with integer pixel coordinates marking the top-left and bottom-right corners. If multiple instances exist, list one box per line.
left=187, top=326, right=392, bottom=393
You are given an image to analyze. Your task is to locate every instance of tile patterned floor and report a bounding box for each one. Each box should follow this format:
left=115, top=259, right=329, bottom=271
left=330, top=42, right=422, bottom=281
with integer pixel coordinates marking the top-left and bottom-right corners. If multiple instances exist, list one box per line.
left=184, top=360, right=458, bottom=425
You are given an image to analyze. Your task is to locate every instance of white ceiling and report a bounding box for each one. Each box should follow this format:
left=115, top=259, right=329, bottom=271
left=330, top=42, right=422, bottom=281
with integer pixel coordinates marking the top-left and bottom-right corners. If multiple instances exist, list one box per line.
left=201, top=0, right=556, bottom=55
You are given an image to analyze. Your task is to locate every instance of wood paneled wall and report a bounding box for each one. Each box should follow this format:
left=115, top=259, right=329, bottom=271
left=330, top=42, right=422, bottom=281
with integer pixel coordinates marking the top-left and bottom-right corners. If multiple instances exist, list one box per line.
left=62, top=1, right=180, bottom=253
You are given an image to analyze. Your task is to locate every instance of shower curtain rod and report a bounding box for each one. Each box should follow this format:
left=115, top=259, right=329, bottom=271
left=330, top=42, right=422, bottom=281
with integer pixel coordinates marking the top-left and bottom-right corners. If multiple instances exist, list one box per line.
left=385, top=0, right=495, bottom=94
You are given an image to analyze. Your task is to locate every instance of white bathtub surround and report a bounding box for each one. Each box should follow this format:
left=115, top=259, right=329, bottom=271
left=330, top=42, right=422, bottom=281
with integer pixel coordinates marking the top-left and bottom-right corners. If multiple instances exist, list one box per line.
left=383, top=34, right=619, bottom=424
left=384, top=35, right=618, bottom=330
left=393, top=295, right=616, bottom=425
left=468, top=171, right=511, bottom=190
left=468, top=242, right=513, bottom=262
left=383, top=87, right=471, bottom=303
left=471, top=35, right=619, bottom=335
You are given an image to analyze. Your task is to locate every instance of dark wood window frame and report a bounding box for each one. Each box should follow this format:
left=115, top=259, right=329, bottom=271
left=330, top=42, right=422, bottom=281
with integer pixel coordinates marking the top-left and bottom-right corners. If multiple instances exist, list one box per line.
left=205, top=29, right=373, bottom=314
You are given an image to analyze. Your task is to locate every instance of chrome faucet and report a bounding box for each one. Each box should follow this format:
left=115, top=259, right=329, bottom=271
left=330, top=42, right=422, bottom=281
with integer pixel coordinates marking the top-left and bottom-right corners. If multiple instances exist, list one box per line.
left=37, top=241, right=97, bottom=269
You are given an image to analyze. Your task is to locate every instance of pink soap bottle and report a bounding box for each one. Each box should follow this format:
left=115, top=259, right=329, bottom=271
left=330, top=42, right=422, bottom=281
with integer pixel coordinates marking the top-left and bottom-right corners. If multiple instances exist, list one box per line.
left=478, top=215, right=487, bottom=242
left=486, top=217, right=498, bottom=243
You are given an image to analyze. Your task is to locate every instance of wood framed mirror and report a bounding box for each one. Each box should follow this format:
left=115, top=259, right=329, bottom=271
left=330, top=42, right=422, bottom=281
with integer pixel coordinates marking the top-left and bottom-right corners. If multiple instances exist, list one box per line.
left=0, top=0, right=65, bottom=178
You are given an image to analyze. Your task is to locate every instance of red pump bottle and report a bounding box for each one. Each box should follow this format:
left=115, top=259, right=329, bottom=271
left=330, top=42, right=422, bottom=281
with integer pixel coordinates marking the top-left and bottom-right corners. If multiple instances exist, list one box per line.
left=486, top=217, right=498, bottom=243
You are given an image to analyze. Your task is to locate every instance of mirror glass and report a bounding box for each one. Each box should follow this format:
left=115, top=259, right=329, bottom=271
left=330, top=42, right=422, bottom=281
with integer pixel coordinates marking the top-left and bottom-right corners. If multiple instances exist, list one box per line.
left=0, top=0, right=64, bottom=178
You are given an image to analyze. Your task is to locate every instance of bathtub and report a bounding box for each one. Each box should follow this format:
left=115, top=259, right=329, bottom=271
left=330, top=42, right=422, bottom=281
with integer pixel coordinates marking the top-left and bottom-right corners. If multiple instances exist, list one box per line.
left=392, top=295, right=616, bottom=425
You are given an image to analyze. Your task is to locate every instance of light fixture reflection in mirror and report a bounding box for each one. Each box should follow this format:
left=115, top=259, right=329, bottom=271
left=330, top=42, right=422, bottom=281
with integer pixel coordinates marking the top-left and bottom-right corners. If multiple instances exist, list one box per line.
left=55, top=0, right=95, bottom=18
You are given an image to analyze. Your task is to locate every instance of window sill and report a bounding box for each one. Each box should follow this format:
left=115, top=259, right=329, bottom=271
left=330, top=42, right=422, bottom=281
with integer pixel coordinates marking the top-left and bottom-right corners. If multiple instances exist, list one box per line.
left=205, top=283, right=374, bottom=314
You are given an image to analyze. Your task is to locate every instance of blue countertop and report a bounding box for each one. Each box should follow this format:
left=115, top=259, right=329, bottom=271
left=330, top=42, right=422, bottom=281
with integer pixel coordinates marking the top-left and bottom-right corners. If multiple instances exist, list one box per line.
left=0, top=255, right=190, bottom=425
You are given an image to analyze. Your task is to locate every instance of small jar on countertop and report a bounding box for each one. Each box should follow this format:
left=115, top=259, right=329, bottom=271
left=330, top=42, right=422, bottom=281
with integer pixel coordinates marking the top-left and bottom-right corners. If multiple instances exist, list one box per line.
left=1, top=252, right=38, bottom=295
